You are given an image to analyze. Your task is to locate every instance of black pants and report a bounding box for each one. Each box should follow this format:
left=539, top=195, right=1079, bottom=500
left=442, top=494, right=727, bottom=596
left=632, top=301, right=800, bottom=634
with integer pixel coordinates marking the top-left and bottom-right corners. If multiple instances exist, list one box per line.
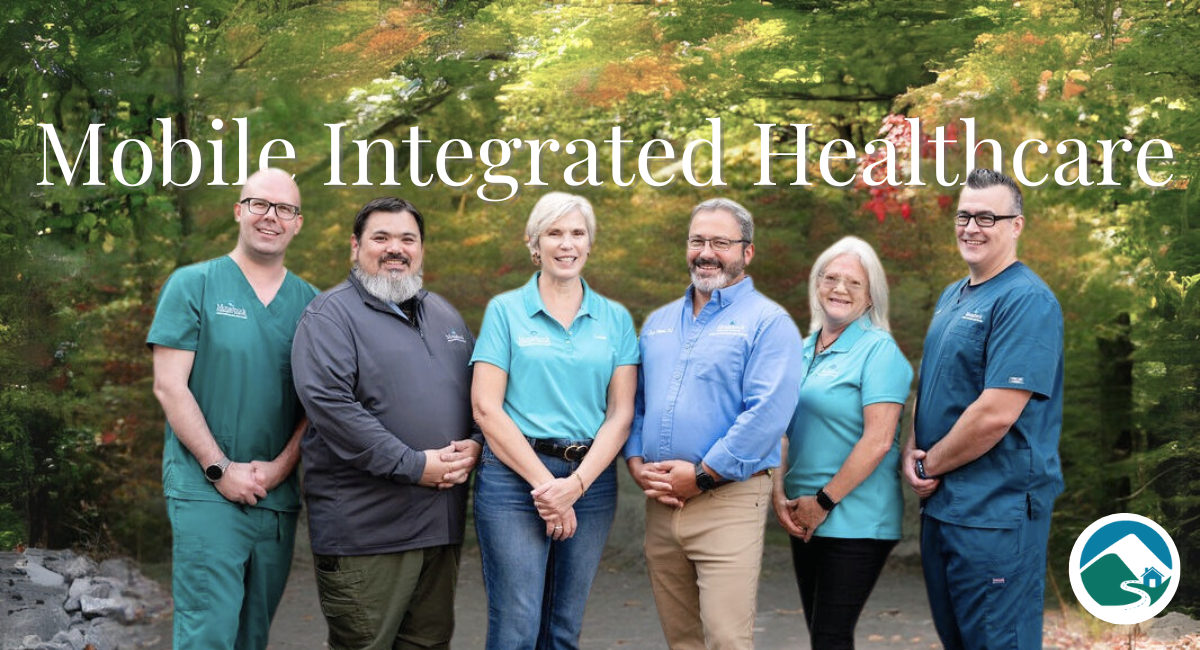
left=790, top=536, right=898, bottom=650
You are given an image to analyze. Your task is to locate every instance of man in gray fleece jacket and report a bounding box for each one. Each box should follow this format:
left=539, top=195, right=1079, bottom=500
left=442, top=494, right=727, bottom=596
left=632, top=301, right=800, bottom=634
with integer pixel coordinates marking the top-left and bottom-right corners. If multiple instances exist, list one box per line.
left=292, top=197, right=481, bottom=650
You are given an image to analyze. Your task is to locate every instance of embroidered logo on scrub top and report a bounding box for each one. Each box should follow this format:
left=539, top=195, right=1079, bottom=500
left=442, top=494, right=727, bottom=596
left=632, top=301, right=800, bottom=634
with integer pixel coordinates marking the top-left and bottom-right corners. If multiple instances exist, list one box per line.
left=215, top=302, right=248, bottom=320
left=444, top=328, right=467, bottom=344
left=1007, top=376, right=1025, bottom=385
left=518, top=331, right=552, bottom=347
left=712, top=321, right=747, bottom=337
left=961, top=311, right=984, bottom=323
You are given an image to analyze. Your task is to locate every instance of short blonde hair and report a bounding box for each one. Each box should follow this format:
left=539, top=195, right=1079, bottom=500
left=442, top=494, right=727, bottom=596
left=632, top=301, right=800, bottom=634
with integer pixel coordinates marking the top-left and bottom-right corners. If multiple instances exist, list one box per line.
left=525, top=192, right=597, bottom=257
left=808, top=236, right=891, bottom=334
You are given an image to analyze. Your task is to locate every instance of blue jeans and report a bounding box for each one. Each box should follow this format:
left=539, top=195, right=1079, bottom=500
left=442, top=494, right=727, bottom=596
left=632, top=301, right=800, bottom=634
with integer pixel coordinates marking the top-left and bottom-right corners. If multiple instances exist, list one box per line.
left=473, top=441, right=617, bottom=650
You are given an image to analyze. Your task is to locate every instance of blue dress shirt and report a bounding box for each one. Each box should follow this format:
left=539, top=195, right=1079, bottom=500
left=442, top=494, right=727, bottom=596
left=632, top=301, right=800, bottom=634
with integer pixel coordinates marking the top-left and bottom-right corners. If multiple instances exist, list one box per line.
left=625, top=277, right=803, bottom=481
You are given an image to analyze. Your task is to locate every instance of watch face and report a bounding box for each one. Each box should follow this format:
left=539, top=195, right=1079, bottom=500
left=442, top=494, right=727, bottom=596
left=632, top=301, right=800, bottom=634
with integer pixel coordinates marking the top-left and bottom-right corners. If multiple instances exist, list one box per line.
left=696, top=470, right=716, bottom=491
left=205, top=464, right=225, bottom=481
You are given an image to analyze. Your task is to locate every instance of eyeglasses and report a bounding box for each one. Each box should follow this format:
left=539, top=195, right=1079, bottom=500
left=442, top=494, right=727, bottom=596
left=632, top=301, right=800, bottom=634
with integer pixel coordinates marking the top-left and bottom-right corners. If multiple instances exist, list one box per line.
left=241, top=198, right=301, bottom=221
left=818, top=274, right=866, bottom=293
left=955, top=212, right=1019, bottom=228
left=687, top=236, right=749, bottom=252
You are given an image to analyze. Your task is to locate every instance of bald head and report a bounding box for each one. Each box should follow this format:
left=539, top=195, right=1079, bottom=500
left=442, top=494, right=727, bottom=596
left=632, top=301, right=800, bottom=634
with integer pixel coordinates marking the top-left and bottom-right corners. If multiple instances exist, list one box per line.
left=241, top=168, right=301, bottom=208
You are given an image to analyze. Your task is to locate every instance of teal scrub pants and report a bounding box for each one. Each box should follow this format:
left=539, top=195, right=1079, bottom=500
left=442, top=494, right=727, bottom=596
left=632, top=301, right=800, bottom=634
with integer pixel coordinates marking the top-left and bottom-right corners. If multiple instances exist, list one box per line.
left=168, top=498, right=298, bottom=650
left=920, top=513, right=1052, bottom=650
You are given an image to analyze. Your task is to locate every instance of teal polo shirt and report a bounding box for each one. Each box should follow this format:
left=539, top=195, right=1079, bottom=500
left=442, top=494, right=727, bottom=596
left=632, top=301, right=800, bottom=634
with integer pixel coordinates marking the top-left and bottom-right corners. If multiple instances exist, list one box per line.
left=147, top=256, right=318, bottom=511
left=470, top=273, right=639, bottom=441
left=783, top=316, right=913, bottom=540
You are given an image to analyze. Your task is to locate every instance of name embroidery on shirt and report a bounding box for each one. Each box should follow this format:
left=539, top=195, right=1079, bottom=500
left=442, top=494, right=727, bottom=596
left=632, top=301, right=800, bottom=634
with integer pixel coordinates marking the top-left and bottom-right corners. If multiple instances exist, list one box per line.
left=518, top=332, right=552, bottom=347
left=961, top=311, right=984, bottom=323
left=444, top=328, right=467, bottom=344
left=215, top=302, right=248, bottom=320
left=643, top=327, right=675, bottom=337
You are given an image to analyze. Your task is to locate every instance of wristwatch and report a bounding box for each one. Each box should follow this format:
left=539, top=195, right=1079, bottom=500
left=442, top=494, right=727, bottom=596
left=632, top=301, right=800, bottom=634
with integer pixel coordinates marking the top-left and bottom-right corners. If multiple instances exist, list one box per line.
left=205, top=456, right=231, bottom=483
left=695, top=466, right=717, bottom=492
left=815, top=488, right=839, bottom=512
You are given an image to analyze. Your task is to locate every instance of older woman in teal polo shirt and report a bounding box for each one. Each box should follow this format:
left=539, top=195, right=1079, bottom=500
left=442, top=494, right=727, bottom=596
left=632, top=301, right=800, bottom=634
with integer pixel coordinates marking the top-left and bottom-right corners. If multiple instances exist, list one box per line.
left=772, top=236, right=913, bottom=650
left=470, top=192, right=639, bottom=650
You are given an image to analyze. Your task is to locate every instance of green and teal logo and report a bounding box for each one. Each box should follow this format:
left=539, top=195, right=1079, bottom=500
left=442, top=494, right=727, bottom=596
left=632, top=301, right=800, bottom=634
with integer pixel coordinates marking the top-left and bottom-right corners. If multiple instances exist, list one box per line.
left=1069, top=513, right=1179, bottom=624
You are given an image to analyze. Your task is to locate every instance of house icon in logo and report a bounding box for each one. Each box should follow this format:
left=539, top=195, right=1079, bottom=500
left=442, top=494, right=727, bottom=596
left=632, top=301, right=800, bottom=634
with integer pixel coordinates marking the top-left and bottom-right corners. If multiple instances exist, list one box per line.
left=1141, top=567, right=1165, bottom=589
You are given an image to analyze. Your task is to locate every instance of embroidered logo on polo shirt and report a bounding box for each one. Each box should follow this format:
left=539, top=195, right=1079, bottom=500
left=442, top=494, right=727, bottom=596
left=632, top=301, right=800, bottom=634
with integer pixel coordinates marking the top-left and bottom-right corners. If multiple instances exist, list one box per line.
left=594, top=334, right=608, bottom=340
left=444, top=328, right=467, bottom=344
left=712, top=321, right=747, bottom=337
left=518, top=331, right=552, bottom=347
left=215, top=302, right=248, bottom=320
left=961, top=311, right=984, bottom=323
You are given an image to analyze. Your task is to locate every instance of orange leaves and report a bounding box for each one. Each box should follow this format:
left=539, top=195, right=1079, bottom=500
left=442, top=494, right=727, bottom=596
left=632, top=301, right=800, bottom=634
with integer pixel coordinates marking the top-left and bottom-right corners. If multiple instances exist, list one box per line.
left=332, top=5, right=430, bottom=61
left=573, top=54, right=684, bottom=108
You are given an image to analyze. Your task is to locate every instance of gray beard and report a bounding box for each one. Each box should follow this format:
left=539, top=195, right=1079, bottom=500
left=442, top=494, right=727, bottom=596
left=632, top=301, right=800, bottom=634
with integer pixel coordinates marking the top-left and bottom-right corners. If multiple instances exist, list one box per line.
left=353, top=264, right=423, bottom=304
left=690, top=269, right=729, bottom=295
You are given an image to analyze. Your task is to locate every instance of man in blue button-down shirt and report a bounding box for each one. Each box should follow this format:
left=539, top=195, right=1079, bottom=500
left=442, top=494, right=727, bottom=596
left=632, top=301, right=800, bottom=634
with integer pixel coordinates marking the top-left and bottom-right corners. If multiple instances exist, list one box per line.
left=626, top=198, right=803, bottom=650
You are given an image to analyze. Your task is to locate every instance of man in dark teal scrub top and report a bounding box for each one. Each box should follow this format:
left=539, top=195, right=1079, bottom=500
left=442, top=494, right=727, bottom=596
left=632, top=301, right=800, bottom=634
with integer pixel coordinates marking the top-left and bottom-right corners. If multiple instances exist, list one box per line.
left=903, top=168, right=1064, bottom=650
left=148, top=168, right=319, bottom=650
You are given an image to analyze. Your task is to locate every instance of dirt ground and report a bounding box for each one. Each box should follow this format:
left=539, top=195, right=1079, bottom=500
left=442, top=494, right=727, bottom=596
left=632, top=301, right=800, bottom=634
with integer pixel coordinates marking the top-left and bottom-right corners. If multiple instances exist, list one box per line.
left=264, top=539, right=939, bottom=650
left=142, top=523, right=938, bottom=650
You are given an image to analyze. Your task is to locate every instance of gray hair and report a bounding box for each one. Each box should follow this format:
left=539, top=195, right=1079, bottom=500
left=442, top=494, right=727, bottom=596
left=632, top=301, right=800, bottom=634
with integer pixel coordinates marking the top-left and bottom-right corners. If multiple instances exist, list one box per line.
left=525, top=192, right=597, bottom=257
left=966, top=168, right=1023, bottom=215
left=808, top=236, right=891, bottom=334
left=691, top=198, right=753, bottom=243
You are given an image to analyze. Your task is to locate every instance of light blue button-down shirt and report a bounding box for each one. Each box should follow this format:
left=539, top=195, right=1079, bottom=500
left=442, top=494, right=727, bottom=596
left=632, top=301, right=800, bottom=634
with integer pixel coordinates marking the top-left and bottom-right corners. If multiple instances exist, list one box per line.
left=625, top=277, right=803, bottom=481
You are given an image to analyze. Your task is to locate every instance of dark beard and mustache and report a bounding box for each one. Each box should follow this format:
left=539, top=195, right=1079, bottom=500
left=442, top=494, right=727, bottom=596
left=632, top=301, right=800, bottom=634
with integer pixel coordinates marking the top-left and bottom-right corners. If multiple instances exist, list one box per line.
left=353, top=254, right=423, bottom=304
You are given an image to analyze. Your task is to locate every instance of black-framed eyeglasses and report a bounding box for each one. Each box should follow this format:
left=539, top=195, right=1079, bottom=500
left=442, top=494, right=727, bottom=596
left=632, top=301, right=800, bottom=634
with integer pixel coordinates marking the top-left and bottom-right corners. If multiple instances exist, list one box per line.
left=954, top=212, right=1019, bottom=228
left=241, top=198, right=301, bottom=221
left=687, top=236, right=750, bottom=252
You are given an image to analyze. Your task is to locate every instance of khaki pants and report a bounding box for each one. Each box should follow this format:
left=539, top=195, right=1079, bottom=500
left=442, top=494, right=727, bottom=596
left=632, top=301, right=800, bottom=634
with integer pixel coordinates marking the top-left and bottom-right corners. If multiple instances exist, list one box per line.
left=643, top=474, right=771, bottom=650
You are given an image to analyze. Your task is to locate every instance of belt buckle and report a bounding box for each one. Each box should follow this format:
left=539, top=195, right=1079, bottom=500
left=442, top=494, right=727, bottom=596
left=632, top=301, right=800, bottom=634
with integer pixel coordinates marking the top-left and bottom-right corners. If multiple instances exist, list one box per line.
left=563, top=444, right=587, bottom=461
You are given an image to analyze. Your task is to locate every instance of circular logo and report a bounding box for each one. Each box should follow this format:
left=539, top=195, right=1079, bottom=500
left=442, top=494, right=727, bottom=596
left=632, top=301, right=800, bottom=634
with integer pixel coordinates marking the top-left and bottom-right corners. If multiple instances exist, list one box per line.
left=1069, top=513, right=1180, bottom=624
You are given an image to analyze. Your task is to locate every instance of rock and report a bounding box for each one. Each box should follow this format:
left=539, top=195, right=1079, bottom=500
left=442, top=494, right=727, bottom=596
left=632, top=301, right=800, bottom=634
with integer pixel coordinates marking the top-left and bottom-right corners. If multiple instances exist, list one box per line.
left=22, top=563, right=65, bottom=589
left=97, top=559, right=133, bottom=585
left=79, top=595, right=139, bottom=623
left=49, top=629, right=86, bottom=650
left=1146, top=611, right=1200, bottom=640
left=45, top=554, right=98, bottom=582
left=65, top=578, right=113, bottom=612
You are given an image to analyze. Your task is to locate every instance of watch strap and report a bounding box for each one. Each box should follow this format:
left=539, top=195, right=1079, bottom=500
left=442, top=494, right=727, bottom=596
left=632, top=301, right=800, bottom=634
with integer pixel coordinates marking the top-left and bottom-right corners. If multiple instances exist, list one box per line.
left=815, top=488, right=838, bottom=512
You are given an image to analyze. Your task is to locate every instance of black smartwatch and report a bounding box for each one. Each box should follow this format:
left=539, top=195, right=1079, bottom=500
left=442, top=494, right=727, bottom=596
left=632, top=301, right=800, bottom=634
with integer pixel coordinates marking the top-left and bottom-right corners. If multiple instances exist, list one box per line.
left=695, top=466, right=717, bottom=492
left=815, top=488, right=838, bottom=512
left=205, top=456, right=231, bottom=483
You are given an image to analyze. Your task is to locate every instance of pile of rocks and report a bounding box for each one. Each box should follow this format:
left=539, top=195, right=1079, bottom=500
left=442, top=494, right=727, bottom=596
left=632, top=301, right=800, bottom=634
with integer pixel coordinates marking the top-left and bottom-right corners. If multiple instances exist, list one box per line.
left=1, top=549, right=170, bottom=650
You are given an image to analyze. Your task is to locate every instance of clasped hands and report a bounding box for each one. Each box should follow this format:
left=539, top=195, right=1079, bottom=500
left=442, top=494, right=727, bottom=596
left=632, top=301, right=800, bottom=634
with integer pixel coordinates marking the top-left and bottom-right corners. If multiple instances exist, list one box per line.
left=629, top=458, right=703, bottom=509
left=420, top=439, right=482, bottom=490
left=772, top=494, right=827, bottom=543
left=531, top=475, right=585, bottom=541
left=215, top=460, right=283, bottom=506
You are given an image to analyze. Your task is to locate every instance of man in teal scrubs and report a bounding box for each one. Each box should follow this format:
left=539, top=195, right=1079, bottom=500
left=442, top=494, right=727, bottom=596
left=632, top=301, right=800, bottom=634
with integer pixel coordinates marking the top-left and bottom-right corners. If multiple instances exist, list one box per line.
left=903, top=168, right=1064, bottom=649
left=148, top=168, right=318, bottom=650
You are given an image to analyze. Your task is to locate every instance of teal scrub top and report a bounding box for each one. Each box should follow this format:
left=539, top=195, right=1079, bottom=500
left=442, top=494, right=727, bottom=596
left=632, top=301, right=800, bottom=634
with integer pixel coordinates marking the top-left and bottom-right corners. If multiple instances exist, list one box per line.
left=914, top=261, right=1064, bottom=528
left=470, top=273, right=639, bottom=441
left=784, top=316, right=913, bottom=540
left=147, top=255, right=318, bottom=511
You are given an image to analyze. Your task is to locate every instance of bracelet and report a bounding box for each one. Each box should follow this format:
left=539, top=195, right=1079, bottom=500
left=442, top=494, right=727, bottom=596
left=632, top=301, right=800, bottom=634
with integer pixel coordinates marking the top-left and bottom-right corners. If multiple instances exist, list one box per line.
left=572, top=472, right=587, bottom=495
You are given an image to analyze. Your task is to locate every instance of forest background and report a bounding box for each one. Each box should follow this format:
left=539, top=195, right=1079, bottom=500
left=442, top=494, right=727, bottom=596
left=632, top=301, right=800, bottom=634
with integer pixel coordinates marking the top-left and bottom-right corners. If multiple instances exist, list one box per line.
left=1, top=0, right=1197, bottom=617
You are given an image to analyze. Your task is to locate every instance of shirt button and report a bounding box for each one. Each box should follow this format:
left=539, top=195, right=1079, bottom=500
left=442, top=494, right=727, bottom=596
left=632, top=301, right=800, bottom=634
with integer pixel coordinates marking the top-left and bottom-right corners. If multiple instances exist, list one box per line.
left=672, top=372, right=681, bottom=379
